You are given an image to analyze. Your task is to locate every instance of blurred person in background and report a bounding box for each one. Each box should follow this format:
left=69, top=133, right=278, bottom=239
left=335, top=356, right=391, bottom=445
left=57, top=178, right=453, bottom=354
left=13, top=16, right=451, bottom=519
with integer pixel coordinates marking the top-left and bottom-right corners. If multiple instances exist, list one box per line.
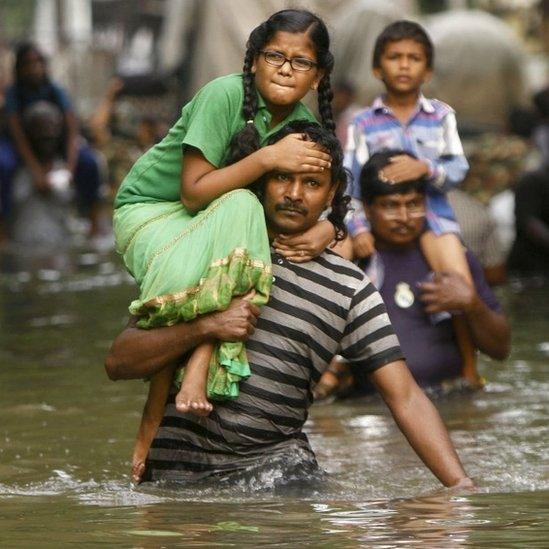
left=87, top=77, right=169, bottom=196
left=332, top=80, right=362, bottom=149
left=448, top=189, right=507, bottom=286
left=0, top=42, right=102, bottom=238
left=8, top=101, right=73, bottom=246
left=506, top=87, right=549, bottom=275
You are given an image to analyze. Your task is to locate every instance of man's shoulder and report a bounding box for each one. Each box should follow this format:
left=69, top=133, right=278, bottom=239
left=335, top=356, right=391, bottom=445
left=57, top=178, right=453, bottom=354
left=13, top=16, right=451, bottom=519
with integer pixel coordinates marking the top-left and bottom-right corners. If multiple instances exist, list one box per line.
left=309, top=249, right=370, bottom=290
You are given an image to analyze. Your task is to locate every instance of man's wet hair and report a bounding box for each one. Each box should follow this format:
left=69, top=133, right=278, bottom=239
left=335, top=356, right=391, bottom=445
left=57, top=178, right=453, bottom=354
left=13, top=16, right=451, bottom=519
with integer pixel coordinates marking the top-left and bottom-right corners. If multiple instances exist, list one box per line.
left=360, top=149, right=427, bottom=204
left=372, top=20, right=434, bottom=69
left=232, top=120, right=350, bottom=241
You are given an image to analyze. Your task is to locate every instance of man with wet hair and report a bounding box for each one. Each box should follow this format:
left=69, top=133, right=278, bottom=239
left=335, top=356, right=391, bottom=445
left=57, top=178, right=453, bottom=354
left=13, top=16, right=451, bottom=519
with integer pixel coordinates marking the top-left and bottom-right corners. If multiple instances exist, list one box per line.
left=106, top=123, right=473, bottom=488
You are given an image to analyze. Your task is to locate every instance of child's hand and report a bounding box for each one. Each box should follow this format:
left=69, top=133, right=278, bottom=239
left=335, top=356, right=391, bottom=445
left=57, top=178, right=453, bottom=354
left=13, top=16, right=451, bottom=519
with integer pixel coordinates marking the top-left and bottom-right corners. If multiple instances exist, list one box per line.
left=274, top=219, right=335, bottom=263
left=352, top=231, right=376, bottom=258
left=265, top=133, right=331, bottom=174
left=379, top=155, right=429, bottom=184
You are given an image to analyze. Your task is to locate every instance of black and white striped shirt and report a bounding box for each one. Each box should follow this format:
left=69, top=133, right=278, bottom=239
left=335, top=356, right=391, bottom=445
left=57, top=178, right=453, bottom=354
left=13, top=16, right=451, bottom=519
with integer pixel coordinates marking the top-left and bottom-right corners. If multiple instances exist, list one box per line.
left=145, top=250, right=403, bottom=481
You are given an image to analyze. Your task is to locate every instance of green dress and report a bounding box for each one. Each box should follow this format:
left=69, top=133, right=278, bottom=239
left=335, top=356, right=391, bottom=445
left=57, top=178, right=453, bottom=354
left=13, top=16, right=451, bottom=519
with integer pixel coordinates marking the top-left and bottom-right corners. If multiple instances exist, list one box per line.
left=113, top=73, right=318, bottom=399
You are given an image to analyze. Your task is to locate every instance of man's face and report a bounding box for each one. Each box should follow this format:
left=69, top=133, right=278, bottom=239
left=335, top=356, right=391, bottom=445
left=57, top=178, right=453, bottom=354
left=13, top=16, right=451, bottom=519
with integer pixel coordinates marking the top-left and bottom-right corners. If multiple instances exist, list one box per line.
left=365, top=190, right=426, bottom=248
left=373, top=39, right=431, bottom=95
left=263, top=169, right=336, bottom=237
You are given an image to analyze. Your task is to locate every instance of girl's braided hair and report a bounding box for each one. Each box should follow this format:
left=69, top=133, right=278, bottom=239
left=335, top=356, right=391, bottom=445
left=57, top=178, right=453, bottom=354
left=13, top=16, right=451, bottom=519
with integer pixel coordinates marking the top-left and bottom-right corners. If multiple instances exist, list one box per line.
left=228, top=9, right=335, bottom=163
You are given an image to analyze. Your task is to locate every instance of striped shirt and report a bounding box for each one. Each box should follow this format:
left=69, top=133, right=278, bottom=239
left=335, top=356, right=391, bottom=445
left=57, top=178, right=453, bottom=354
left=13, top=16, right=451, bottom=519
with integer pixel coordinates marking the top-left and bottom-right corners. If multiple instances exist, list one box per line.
left=344, top=95, right=469, bottom=237
left=145, top=250, right=403, bottom=482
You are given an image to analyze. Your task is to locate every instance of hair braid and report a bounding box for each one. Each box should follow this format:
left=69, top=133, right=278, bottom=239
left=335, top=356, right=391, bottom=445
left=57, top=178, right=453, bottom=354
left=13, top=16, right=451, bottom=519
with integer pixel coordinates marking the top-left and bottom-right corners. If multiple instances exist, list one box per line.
left=317, top=74, right=336, bottom=134
left=227, top=47, right=262, bottom=163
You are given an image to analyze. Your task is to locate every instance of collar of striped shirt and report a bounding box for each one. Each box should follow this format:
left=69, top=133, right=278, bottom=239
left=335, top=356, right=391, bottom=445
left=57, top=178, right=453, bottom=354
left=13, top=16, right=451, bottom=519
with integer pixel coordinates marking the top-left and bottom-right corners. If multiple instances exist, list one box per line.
left=372, top=93, right=435, bottom=115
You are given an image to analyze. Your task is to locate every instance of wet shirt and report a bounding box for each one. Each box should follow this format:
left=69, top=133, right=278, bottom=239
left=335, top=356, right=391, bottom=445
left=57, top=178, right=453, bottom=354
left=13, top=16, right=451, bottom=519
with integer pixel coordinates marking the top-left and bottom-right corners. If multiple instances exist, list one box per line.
left=354, top=246, right=501, bottom=390
left=145, top=250, right=403, bottom=482
left=114, top=73, right=318, bottom=208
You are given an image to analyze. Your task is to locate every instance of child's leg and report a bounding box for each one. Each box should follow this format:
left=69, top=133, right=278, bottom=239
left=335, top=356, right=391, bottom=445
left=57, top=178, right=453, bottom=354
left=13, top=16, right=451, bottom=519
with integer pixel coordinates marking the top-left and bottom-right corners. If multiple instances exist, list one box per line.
left=420, top=231, right=472, bottom=284
left=420, top=231, right=480, bottom=386
left=132, top=366, right=174, bottom=483
left=175, top=341, right=214, bottom=416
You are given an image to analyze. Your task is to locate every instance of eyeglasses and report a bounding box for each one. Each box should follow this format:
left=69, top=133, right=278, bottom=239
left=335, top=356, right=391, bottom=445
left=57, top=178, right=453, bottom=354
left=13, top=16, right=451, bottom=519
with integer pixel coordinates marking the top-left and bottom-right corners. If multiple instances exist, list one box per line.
left=378, top=202, right=426, bottom=219
left=259, top=50, right=318, bottom=72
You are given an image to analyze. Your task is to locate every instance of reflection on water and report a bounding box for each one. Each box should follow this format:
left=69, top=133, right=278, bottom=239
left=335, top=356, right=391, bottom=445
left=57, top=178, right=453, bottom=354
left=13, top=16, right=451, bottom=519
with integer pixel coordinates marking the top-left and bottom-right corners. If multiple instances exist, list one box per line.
left=0, top=247, right=547, bottom=547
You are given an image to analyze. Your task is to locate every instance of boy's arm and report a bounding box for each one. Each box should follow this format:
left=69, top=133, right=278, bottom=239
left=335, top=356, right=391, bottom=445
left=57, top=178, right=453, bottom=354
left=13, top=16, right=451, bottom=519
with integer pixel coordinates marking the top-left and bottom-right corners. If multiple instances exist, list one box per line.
left=369, top=360, right=473, bottom=487
left=424, top=112, right=469, bottom=192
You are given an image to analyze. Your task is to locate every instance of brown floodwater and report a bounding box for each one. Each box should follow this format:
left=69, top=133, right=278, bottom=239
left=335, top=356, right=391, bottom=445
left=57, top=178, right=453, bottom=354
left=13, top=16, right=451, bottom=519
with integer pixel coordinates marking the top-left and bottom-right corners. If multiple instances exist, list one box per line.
left=0, top=246, right=547, bottom=547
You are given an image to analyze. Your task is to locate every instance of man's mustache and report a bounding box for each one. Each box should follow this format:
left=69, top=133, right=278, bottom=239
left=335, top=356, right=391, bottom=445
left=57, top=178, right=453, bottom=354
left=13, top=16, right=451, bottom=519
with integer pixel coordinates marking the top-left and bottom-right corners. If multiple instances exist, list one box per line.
left=275, top=200, right=308, bottom=215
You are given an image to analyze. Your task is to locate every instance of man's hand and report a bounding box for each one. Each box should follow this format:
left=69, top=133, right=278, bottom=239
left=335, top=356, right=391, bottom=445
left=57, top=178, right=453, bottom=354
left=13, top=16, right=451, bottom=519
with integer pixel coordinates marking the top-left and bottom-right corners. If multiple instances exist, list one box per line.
left=273, top=220, right=335, bottom=263
left=204, top=295, right=260, bottom=342
left=418, top=272, right=478, bottom=314
left=379, top=155, right=429, bottom=184
left=352, top=231, right=376, bottom=258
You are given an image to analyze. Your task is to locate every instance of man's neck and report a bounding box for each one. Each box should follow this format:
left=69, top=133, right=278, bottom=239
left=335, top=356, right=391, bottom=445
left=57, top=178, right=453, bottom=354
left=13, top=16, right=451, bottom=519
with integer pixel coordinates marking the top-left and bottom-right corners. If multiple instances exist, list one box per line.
left=375, top=239, right=419, bottom=253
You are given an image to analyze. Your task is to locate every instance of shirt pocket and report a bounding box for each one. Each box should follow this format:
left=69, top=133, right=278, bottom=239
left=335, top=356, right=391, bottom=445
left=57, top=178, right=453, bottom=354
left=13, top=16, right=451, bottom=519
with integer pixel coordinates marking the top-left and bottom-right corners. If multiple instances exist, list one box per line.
left=415, top=128, right=444, bottom=160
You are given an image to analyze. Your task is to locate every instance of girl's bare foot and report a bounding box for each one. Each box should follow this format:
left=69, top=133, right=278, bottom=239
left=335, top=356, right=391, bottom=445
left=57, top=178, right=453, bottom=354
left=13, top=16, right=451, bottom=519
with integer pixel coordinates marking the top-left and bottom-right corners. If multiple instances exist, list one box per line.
left=175, top=386, right=213, bottom=416
left=131, top=458, right=146, bottom=485
left=131, top=436, right=152, bottom=484
left=174, top=342, right=214, bottom=417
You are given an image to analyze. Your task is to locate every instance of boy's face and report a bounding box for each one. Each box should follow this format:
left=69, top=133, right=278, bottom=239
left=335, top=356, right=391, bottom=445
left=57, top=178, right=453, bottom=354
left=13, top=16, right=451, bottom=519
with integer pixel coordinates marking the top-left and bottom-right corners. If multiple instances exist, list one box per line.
left=374, top=39, right=431, bottom=95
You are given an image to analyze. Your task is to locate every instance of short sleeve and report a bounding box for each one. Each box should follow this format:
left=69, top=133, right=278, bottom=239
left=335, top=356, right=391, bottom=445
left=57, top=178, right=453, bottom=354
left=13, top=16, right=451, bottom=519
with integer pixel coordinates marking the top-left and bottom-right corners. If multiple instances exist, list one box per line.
left=339, top=278, right=403, bottom=372
left=181, top=77, right=241, bottom=168
left=52, top=84, right=72, bottom=112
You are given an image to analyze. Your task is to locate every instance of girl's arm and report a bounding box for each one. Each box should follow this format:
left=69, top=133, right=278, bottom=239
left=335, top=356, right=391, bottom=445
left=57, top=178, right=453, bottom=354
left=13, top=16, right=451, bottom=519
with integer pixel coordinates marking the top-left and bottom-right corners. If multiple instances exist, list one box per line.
left=181, top=134, right=331, bottom=213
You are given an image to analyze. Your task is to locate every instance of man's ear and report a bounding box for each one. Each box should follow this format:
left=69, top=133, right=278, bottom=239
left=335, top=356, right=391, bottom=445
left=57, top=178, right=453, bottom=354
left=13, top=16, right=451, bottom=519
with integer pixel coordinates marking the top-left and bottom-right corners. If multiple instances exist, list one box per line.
left=372, top=67, right=383, bottom=82
left=423, top=68, right=433, bottom=85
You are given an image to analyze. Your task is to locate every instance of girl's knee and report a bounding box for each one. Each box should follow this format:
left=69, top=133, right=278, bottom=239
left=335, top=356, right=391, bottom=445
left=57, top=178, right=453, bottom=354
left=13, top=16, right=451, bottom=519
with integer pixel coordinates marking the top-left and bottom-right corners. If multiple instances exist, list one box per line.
left=219, top=189, right=262, bottom=215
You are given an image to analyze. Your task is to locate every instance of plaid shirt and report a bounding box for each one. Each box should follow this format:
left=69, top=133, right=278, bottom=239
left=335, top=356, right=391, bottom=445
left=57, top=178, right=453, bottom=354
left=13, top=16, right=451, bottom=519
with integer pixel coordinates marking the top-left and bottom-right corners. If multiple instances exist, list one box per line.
left=344, top=95, right=469, bottom=237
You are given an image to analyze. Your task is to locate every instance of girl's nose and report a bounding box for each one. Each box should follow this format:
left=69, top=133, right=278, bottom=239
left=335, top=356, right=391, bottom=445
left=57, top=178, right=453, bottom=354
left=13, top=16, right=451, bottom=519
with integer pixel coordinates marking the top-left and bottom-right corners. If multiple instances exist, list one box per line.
left=278, top=60, right=293, bottom=75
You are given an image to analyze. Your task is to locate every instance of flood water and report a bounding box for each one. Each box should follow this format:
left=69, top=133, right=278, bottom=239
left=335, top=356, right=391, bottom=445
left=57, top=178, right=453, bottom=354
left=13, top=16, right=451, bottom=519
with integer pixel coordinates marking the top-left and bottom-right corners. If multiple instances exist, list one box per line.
left=0, top=245, right=547, bottom=547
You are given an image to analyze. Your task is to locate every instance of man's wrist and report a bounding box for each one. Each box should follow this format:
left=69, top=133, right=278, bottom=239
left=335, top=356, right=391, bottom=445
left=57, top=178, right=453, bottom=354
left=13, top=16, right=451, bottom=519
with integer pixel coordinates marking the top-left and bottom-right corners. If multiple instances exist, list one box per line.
left=463, top=293, right=483, bottom=315
left=194, top=313, right=217, bottom=342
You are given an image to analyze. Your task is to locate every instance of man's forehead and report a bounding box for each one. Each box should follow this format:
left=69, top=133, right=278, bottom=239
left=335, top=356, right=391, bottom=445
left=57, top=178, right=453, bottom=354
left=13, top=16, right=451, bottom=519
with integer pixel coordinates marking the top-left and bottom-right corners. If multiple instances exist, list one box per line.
left=375, top=190, right=424, bottom=202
